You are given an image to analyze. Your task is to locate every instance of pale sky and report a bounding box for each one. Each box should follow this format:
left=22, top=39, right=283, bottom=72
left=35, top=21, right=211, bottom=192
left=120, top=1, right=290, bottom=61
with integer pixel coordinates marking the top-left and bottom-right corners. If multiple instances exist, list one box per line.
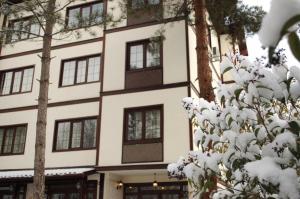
left=243, top=0, right=299, bottom=66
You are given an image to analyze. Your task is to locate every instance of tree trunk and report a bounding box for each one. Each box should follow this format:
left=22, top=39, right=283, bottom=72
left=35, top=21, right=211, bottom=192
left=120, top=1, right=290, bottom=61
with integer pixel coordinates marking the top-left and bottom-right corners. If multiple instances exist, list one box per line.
left=33, top=0, right=56, bottom=198
left=194, top=0, right=215, bottom=102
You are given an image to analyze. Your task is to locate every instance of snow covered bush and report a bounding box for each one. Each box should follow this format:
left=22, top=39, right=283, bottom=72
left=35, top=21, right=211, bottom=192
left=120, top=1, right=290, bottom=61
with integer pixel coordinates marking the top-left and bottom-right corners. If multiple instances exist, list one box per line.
left=168, top=54, right=300, bottom=198
left=168, top=1, right=300, bottom=198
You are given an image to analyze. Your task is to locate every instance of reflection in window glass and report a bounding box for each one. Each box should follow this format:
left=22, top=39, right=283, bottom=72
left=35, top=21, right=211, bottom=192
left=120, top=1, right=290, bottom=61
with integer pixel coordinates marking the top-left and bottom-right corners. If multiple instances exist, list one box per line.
left=148, top=0, right=160, bottom=5
left=29, top=23, right=40, bottom=38
left=56, top=122, right=70, bottom=150
left=0, top=129, right=4, bottom=154
left=92, top=3, right=103, bottom=24
left=146, top=42, right=160, bottom=67
left=3, top=128, right=14, bottom=153
left=68, top=8, right=80, bottom=28
left=13, top=126, right=26, bottom=153
left=132, top=0, right=144, bottom=9
left=145, top=110, right=161, bottom=139
left=1, top=72, right=13, bottom=95
left=21, top=68, right=34, bottom=92
left=82, top=7, right=91, bottom=26
left=83, top=119, right=97, bottom=148
left=87, top=57, right=100, bottom=82
left=127, top=112, right=142, bottom=140
left=76, top=60, right=87, bottom=83
left=130, top=45, right=143, bottom=69
left=12, top=71, right=22, bottom=93
left=71, top=122, right=82, bottom=148
left=62, top=61, right=76, bottom=86
left=162, top=194, right=179, bottom=199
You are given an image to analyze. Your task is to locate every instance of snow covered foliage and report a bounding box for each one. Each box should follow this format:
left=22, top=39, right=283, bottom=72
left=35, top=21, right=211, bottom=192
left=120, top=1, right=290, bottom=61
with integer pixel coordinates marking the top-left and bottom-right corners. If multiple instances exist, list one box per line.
left=259, top=0, right=300, bottom=63
left=168, top=54, right=300, bottom=198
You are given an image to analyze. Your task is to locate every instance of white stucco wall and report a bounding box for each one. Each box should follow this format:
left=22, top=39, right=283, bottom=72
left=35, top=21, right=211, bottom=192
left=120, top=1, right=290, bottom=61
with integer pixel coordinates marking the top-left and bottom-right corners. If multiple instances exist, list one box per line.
left=99, top=87, right=190, bottom=166
left=103, top=20, right=187, bottom=91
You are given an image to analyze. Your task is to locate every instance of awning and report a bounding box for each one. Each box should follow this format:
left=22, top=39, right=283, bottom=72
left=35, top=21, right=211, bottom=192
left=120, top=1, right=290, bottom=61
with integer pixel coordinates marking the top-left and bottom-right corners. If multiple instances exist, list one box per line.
left=0, top=168, right=95, bottom=179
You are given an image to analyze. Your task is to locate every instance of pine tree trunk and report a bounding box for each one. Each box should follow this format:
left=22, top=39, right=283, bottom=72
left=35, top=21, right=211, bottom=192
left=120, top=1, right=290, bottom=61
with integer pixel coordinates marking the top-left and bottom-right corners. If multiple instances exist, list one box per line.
left=194, top=0, right=215, bottom=102
left=33, top=0, right=56, bottom=198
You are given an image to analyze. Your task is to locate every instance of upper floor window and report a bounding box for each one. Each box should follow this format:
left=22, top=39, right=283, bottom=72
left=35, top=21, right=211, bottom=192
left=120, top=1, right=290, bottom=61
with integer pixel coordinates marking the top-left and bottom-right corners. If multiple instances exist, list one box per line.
left=131, top=0, right=160, bottom=9
left=124, top=105, right=162, bottom=144
left=60, top=55, right=100, bottom=87
left=7, top=17, right=40, bottom=43
left=53, top=117, right=97, bottom=151
left=126, top=39, right=161, bottom=70
left=0, top=124, right=27, bottom=155
left=67, top=1, right=103, bottom=28
left=0, top=66, right=34, bottom=96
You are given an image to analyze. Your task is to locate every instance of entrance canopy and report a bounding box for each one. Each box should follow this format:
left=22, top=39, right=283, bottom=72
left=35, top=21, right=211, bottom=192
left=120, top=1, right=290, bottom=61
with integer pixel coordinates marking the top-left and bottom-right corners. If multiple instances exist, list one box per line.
left=0, top=168, right=94, bottom=180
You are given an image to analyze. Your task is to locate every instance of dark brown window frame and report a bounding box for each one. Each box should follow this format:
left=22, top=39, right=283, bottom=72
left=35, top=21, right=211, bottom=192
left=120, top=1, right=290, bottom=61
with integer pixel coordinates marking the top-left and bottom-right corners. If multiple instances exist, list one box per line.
left=59, top=54, right=101, bottom=87
left=123, top=104, right=163, bottom=145
left=6, top=16, right=41, bottom=43
left=52, top=116, right=98, bottom=152
left=0, top=183, right=27, bottom=198
left=0, top=65, right=35, bottom=96
left=65, top=0, right=104, bottom=29
left=126, top=38, right=163, bottom=72
left=0, top=124, right=27, bottom=156
left=123, top=181, right=188, bottom=199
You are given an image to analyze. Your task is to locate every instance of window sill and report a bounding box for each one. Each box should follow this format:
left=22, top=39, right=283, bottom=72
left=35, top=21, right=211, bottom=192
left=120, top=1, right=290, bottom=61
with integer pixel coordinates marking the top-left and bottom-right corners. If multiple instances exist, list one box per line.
left=59, top=80, right=100, bottom=88
left=124, top=138, right=162, bottom=145
left=0, top=152, right=25, bottom=156
left=126, top=66, right=161, bottom=73
left=0, top=91, right=32, bottom=97
left=52, top=147, right=96, bottom=153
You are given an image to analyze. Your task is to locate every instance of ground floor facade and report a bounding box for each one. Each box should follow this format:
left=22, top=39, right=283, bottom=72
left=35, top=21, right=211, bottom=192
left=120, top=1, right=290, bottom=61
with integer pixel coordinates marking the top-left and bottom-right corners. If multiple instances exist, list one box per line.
left=0, top=168, right=189, bottom=199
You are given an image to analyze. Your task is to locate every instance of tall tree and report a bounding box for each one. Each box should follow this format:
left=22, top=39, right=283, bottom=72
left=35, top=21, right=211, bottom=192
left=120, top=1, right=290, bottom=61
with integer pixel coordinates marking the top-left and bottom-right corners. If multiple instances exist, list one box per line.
left=0, top=1, right=104, bottom=198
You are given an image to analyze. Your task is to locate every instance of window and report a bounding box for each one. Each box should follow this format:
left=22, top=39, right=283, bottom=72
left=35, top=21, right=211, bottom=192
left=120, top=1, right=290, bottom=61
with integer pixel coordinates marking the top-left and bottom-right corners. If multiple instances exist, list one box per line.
left=127, top=39, right=161, bottom=70
left=124, top=105, right=162, bottom=144
left=7, top=17, right=41, bottom=43
left=0, top=125, right=27, bottom=155
left=130, top=0, right=160, bottom=9
left=60, top=55, right=100, bottom=87
left=54, top=117, right=97, bottom=151
left=0, top=67, right=34, bottom=96
left=124, top=182, right=188, bottom=199
left=67, top=1, right=103, bottom=28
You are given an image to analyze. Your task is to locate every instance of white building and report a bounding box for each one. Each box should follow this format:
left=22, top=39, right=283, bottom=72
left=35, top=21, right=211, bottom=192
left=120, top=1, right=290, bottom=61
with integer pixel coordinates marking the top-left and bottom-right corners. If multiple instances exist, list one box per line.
left=0, top=0, right=242, bottom=198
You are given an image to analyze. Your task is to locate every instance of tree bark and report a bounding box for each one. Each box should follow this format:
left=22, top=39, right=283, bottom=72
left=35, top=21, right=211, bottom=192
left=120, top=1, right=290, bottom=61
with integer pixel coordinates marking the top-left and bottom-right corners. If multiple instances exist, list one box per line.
left=33, top=0, right=56, bottom=198
left=194, top=0, right=215, bottom=102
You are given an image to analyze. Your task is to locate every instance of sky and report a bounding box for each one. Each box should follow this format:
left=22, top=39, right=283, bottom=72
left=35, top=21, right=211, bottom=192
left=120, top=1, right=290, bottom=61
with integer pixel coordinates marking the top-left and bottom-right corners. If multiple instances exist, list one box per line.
left=243, top=0, right=299, bottom=66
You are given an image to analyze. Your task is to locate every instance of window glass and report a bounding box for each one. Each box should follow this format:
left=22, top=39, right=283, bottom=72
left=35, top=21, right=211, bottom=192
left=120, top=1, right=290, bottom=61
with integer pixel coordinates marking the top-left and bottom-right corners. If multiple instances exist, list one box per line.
left=29, top=23, right=40, bottom=38
left=62, top=61, right=76, bottom=86
left=0, top=129, right=4, bottom=154
left=92, top=3, right=103, bottom=24
left=87, top=56, right=100, bottom=82
left=12, top=71, right=22, bottom=93
left=130, top=45, right=143, bottom=69
left=127, top=112, right=142, bottom=140
left=146, top=42, right=160, bottom=67
left=82, top=6, right=91, bottom=26
left=13, top=126, right=26, bottom=153
left=3, top=128, right=14, bottom=153
left=21, top=68, right=34, bottom=92
left=76, top=60, right=87, bottom=83
left=68, top=8, right=80, bottom=28
left=51, top=194, right=65, bottom=199
left=83, top=119, right=96, bottom=148
left=11, top=21, right=21, bottom=41
left=145, top=110, right=161, bottom=139
left=1, top=71, right=13, bottom=95
left=21, top=20, right=30, bottom=39
left=56, top=122, right=70, bottom=150
left=69, top=193, right=80, bottom=199
left=132, top=0, right=145, bottom=9
left=148, top=0, right=160, bottom=5
left=71, top=122, right=82, bottom=148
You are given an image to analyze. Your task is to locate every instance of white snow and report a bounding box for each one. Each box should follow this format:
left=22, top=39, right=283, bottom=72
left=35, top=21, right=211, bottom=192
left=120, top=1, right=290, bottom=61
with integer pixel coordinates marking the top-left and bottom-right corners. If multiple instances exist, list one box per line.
left=258, top=0, right=300, bottom=47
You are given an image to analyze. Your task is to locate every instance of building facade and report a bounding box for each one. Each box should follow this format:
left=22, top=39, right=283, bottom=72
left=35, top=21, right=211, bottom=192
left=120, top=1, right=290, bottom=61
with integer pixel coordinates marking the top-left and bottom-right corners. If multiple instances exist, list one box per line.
left=0, top=0, right=232, bottom=198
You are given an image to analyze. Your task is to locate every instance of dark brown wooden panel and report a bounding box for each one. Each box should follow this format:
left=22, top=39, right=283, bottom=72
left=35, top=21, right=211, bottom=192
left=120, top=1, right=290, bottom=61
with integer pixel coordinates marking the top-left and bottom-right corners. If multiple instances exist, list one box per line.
left=122, top=143, right=163, bottom=163
left=125, top=67, right=162, bottom=89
